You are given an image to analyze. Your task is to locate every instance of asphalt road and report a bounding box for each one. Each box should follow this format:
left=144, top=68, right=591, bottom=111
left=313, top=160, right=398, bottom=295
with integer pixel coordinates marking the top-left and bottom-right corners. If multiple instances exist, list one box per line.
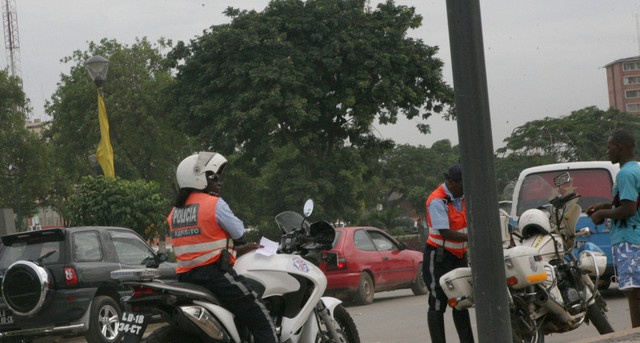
left=41, top=284, right=630, bottom=343
left=346, top=285, right=629, bottom=343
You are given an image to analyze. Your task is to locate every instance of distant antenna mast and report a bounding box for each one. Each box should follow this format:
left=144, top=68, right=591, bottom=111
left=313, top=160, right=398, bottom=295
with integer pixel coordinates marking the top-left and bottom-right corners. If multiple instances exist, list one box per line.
left=636, top=13, right=640, bottom=55
left=2, top=0, right=21, bottom=78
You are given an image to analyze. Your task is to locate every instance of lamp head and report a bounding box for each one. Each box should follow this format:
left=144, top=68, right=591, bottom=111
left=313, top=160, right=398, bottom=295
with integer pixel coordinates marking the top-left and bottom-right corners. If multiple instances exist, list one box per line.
left=85, top=55, right=109, bottom=87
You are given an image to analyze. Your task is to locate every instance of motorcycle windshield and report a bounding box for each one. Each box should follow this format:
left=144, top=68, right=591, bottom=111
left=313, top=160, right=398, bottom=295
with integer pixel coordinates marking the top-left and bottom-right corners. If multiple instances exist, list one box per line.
left=275, top=211, right=310, bottom=233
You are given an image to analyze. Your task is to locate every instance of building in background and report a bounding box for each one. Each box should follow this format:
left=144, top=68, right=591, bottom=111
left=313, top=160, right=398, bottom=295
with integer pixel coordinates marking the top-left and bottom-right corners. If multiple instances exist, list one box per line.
left=605, top=55, right=640, bottom=114
left=25, top=118, right=48, bottom=136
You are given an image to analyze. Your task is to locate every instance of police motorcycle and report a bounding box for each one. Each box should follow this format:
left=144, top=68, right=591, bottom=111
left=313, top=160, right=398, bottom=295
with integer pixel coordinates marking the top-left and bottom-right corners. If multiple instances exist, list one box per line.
left=111, top=199, right=360, bottom=343
left=439, top=172, right=614, bottom=343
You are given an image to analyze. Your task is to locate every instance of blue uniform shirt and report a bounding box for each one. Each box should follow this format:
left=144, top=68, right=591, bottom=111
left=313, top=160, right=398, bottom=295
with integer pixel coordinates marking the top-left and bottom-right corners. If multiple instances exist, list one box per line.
left=216, top=198, right=245, bottom=240
left=427, top=182, right=464, bottom=230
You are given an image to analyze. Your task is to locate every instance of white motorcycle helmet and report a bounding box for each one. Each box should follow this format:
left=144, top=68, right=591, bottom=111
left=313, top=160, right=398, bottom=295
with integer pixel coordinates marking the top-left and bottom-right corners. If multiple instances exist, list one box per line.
left=518, top=208, right=551, bottom=239
left=176, top=151, right=227, bottom=190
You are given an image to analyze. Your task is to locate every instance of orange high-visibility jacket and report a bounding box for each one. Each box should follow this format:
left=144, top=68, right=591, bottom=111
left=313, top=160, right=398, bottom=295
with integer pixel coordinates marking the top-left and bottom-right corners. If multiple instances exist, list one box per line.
left=425, top=184, right=468, bottom=258
left=168, top=192, right=236, bottom=273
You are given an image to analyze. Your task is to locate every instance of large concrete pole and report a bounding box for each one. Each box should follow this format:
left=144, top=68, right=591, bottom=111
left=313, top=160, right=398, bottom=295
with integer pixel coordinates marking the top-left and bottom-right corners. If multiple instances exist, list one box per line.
left=445, top=1, right=512, bottom=341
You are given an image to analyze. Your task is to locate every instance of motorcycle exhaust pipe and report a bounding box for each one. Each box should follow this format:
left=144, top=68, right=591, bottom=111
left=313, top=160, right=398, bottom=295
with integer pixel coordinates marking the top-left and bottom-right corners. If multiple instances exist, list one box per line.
left=534, top=290, right=549, bottom=306
left=178, top=305, right=231, bottom=341
left=539, top=294, right=584, bottom=329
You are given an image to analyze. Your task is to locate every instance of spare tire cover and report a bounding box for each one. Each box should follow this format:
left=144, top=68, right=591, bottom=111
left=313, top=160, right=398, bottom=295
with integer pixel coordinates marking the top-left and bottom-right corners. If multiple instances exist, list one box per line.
left=2, top=260, right=51, bottom=316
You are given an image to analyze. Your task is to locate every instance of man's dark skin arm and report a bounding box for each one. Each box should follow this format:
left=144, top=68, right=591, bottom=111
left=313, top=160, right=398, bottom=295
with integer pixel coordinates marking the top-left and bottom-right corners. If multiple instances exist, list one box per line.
left=439, top=229, right=469, bottom=242
left=589, top=200, right=636, bottom=224
left=233, top=234, right=263, bottom=256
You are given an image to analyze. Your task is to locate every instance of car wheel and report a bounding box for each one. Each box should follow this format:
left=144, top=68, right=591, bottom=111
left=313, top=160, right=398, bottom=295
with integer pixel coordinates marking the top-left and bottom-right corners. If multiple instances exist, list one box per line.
left=84, top=295, right=122, bottom=343
left=354, top=273, right=374, bottom=305
left=411, top=263, right=428, bottom=295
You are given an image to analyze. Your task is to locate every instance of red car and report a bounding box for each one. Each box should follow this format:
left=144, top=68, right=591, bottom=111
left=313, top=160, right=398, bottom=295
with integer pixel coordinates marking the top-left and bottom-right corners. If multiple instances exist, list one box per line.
left=320, top=226, right=427, bottom=305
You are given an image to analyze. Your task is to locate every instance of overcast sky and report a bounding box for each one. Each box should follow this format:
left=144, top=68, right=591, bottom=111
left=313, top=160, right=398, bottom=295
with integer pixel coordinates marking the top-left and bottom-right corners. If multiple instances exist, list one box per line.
left=5, top=1, right=640, bottom=150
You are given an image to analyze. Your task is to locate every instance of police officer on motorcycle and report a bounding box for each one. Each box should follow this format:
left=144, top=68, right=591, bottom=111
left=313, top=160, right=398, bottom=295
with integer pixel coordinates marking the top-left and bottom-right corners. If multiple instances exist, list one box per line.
left=167, top=151, right=278, bottom=343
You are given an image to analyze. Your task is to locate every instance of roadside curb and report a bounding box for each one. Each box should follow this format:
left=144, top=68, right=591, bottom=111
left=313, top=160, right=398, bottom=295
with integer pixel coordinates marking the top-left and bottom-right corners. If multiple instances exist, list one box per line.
left=570, top=327, right=640, bottom=343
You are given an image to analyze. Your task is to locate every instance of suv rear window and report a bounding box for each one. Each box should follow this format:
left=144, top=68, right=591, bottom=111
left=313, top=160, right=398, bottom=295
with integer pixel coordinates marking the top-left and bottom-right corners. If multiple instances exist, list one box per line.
left=0, top=231, right=64, bottom=270
left=516, top=168, right=613, bottom=217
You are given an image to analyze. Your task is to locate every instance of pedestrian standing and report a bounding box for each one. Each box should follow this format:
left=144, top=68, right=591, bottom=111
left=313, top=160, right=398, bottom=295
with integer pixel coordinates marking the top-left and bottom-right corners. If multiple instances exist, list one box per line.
left=587, top=129, right=640, bottom=328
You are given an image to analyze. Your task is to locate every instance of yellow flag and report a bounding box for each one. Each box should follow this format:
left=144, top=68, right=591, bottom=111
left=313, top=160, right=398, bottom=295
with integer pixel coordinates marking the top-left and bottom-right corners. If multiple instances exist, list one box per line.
left=96, top=92, right=115, bottom=178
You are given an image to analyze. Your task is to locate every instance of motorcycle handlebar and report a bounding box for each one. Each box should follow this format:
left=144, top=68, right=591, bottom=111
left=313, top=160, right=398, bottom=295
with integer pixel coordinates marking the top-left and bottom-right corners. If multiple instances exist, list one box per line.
left=550, top=192, right=579, bottom=208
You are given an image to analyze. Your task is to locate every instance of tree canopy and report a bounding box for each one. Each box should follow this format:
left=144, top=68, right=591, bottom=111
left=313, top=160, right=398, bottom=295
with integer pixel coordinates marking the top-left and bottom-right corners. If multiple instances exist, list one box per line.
left=493, top=106, right=640, bottom=198
left=44, top=38, right=192, bottom=209
left=167, top=0, right=453, bottom=222
left=64, top=176, right=168, bottom=240
left=0, top=69, right=52, bottom=229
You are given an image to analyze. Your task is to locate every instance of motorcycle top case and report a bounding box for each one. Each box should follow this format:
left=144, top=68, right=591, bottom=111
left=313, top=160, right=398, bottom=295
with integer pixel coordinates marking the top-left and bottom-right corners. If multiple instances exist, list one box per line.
left=439, top=267, right=474, bottom=310
left=503, top=246, right=547, bottom=289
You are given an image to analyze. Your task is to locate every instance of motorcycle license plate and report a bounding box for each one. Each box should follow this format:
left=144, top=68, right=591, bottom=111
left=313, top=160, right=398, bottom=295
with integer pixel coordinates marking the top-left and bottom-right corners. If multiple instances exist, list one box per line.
left=0, top=309, right=14, bottom=325
left=118, top=312, right=148, bottom=343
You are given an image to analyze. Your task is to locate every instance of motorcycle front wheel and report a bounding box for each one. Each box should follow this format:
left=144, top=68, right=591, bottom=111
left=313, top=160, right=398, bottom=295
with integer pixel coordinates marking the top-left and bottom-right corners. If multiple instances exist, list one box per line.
left=331, top=305, right=361, bottom=343
left=587, top=303, right=614, bottom=334
left=511, top=297, right=543, bottom=343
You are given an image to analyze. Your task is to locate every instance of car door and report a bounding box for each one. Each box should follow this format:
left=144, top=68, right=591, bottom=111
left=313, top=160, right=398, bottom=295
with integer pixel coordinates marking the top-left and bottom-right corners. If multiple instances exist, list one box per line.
left=71, top=230, right=120, bottom=286
left=366, top=229, right=415, bottom=288
left=351, top=229, right=387, bottom=285
left=107, top=229, right=176, bottom=280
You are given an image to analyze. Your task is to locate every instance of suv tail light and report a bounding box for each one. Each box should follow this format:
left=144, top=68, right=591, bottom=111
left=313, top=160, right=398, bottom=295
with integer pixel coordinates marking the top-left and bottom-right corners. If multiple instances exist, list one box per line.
left=64, top=267, right=78, bottom=285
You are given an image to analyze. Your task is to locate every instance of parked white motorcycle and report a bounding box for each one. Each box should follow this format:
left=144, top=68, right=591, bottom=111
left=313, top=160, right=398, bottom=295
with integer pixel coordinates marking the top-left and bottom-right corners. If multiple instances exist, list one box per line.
left=111, top=200, right=360, bottom=343
left=440, top=172, right=613, bottom=343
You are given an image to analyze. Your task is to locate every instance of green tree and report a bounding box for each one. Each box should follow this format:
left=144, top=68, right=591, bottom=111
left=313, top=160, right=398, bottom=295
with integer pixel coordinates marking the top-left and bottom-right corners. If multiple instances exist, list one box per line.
left=167, top=0, right=453, bottom=222
left=494, top=106, right=640, bottom=195
left=374, top=141, right=458, bottom=218
left=0, top=69, right=53, bottom=230
left=64, top=176, right=168, bottom=240
left=496, top=107, right=640, bottom=162
left=45, top=38, right=192, bottom=211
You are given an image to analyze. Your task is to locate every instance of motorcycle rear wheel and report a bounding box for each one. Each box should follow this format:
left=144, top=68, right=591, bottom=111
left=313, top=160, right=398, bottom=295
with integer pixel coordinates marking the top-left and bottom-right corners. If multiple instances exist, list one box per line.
left=587, top=303, right=614, bottom=334
left=141, top=325, right=204, bottom=343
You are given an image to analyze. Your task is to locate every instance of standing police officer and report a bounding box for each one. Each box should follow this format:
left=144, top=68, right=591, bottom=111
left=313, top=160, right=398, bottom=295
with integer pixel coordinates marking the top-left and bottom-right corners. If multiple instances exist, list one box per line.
left=423, top=164, right=474, bottom=343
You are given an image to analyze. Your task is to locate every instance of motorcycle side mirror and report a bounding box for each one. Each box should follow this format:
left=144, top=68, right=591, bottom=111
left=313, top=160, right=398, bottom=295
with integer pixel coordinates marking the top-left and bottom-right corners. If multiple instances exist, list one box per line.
left=157, top=252, right=169, bottom=263
left=303, top=199, right=314, bottom=218
left=146, top=252, right=169, bottom=268
left=553, top=172, right=571, bottom=188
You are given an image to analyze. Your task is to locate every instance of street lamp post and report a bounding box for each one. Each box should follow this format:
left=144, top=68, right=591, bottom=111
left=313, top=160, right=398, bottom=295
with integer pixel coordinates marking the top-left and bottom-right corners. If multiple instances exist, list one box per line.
left=84, top=55, right=115, bottom=178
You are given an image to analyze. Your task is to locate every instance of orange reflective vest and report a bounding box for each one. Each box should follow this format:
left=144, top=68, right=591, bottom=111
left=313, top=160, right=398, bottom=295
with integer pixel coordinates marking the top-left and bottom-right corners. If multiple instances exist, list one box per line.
left=425, top=184, right=468, bottom=258
left=167, top=192, right=236, bottom=274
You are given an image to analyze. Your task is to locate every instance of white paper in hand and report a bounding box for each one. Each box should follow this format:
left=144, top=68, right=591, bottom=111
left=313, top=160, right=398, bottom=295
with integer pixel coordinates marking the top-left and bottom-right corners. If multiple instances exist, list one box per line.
left=256, top=237, right=279, bottom=256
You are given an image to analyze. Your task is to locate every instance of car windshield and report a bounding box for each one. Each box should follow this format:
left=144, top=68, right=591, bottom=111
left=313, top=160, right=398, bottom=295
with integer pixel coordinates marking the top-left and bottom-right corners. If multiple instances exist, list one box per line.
left=516, top=168, right=613, bottom=217
left=275, top=211, right=310, bottom=233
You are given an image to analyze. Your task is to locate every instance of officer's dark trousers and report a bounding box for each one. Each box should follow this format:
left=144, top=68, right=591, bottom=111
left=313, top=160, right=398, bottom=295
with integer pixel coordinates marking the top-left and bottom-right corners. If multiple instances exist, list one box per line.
left=423, top=245, right=475, bottom=343
left=179, top=263, right=278, bottom=343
